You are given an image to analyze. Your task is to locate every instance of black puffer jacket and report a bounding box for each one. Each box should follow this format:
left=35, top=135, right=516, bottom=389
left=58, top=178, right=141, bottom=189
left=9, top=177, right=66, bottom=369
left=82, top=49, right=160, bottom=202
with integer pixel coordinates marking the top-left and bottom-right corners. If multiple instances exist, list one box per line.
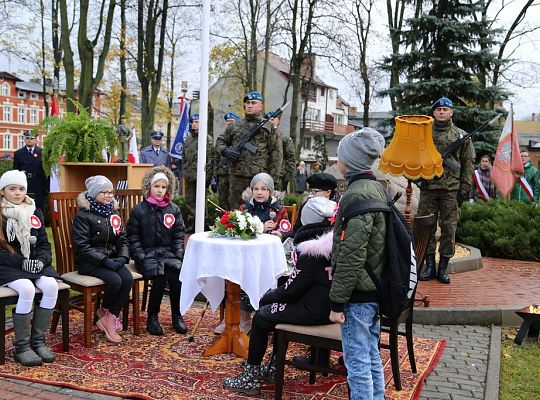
left=259, top=221, right=334, bottom=322
left=72, top=193, right=129, bottom=275
left=0, top=208, right=59, bottom=286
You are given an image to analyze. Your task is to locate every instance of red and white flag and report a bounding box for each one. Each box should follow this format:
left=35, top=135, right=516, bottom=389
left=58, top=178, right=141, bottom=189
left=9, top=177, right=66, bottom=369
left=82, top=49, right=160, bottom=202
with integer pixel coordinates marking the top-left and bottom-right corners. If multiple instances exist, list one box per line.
left=128, top=128, right=140, bottom=164
left=491, top=106, right=523, bottom=198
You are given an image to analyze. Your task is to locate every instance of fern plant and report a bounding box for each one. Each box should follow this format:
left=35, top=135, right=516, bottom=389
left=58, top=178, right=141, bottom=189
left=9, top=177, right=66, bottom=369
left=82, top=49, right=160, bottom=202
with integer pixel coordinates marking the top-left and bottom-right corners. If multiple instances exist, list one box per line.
left=39, top=101, right=118, bottom=175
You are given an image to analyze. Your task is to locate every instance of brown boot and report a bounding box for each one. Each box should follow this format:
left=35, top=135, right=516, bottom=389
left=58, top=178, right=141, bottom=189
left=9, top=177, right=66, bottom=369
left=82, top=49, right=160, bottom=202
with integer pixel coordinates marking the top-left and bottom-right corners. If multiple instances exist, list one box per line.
left=97, top=311, right=122, bottom=343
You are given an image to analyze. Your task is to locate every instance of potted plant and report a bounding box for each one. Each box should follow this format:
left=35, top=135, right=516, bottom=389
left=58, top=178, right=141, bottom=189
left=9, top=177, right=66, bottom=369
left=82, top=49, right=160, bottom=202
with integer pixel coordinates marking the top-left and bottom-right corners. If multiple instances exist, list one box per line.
left=38, top=101, right=119, bottom=175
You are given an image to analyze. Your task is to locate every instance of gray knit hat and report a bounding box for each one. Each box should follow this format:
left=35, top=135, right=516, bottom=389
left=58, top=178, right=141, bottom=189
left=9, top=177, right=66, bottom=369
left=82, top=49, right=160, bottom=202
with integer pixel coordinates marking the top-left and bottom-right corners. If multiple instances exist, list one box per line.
left=301, top=197, right=337, bottom=225
left=337, top=128, right=385, bottom=172
left=250, top=173, right=274, bottom=193
left=85, top=175, right=113, bottom=199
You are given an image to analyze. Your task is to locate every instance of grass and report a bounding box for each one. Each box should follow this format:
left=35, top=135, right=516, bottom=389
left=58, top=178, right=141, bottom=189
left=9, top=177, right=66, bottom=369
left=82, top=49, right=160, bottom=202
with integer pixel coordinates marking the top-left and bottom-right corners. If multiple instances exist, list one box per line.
left=499, top=326, right=540, bottom=399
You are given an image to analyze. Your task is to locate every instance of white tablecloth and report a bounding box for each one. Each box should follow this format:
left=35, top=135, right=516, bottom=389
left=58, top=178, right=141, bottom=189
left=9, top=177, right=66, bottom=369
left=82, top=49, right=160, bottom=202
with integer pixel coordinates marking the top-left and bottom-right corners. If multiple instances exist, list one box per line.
left=179, top=232, right=287, bottom=315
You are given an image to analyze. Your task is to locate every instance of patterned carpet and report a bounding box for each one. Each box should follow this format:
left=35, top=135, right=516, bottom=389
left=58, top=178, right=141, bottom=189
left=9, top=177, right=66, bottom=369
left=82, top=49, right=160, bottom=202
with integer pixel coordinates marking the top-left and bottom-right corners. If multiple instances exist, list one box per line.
left=0, top=304, right=444, bottom=399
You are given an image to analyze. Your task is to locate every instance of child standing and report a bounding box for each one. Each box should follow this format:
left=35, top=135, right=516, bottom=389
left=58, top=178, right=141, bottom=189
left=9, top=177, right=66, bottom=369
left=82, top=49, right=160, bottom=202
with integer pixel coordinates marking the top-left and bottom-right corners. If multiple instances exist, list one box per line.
left=0, top=170, right=59, bottom=366
left=72, top=176, right=133, bottom=343
left=126, top=166, right=187, bottom=335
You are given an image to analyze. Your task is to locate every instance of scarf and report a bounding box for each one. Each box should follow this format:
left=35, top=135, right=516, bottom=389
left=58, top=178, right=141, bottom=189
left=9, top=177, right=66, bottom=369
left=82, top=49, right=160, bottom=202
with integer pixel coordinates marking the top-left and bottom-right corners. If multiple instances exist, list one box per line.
left=147, top=194, right=171, bottom=208
left=1, top=196, right=36, bottom=259
left=476, top=166, right=497, bottom=199
left=86, top=194, right=115, bottom=217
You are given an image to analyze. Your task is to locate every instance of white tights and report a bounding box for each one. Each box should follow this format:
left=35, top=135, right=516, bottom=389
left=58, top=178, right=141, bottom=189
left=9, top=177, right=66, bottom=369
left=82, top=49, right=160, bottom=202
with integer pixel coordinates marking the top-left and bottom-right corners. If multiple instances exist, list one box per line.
left=6, top=277, right=59, bottom=314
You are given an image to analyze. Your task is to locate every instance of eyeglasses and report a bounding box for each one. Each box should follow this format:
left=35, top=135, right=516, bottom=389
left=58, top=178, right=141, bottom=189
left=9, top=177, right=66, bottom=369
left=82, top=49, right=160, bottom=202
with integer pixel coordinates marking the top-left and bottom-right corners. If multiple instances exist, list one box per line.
left=99, top=190, right=115, bottom=196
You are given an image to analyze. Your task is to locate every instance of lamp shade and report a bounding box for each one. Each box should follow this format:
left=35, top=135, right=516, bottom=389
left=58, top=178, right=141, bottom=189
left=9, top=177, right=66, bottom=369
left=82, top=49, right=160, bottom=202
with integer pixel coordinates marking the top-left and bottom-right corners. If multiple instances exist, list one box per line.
left=379, top=115, right=443, bottom=180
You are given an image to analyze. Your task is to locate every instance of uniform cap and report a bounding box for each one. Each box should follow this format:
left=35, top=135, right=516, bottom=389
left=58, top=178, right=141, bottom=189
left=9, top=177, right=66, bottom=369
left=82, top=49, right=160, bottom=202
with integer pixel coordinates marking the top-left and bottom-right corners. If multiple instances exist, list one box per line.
left=243, top=91, right=264, bottom=103
left=23, top=130, right=37, bottom=138
left=224, top=112, right=240, bottom=121
left=431, top=97, right=453, bottom=110
left=150, top=131, right=164, bottom=140
left=190, top=114, right=200, bottom=122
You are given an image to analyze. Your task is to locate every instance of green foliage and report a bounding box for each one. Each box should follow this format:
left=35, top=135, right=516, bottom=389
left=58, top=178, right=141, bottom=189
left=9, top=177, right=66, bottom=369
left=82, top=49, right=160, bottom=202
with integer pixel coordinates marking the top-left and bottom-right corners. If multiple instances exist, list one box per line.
left=172, top=191, right=220, bottom=230
left=457, top=200, right=540, bottom=261
left=311, top=134, right=328, bottom=169
left=39, top=101, right=118, bottom=175
left=284, top=193, right=304, bottom=209
left=0, top=159, right=13, bottom=177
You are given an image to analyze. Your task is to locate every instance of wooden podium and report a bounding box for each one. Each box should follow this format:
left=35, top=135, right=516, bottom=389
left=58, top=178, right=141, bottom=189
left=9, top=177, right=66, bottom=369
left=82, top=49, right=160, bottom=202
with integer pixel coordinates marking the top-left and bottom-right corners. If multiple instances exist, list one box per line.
left=59, top=162, right=153, bottom=191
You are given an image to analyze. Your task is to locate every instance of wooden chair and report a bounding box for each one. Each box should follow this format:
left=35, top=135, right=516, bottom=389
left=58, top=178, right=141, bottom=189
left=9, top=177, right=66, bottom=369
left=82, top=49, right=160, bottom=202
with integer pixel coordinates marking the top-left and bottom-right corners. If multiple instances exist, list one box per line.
left=49, top=191, right=143, bottom=348
left=1, top=283, right=71, bottom=365
left=273, top=213, right=436, bottom=397
left=284, top=203, right=298, bottom=227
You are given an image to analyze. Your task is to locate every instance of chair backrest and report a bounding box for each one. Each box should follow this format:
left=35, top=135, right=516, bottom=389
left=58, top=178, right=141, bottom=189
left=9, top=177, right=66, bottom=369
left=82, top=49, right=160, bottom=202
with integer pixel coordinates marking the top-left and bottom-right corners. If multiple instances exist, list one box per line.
left=116, top=189, right=145, bottom=224
left=49, top=192, right=80, bottom=275
left=284, top=203, right=298, bottom=227
left=412, top=213, right=436, bottom=274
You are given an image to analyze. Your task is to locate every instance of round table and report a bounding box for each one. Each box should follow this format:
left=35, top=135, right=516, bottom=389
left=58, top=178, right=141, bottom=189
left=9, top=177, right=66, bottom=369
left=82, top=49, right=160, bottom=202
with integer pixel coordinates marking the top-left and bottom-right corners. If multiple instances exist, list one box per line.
left=180, top=232, right=287, bottom=358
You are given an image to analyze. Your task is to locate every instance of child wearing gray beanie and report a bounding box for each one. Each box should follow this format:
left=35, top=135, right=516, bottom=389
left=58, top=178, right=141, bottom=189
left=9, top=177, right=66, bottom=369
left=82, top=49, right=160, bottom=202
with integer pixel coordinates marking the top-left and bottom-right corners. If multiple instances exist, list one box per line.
left=337, top=127, right=385, bottom=173
left=85, top=175, right=114, bottom=199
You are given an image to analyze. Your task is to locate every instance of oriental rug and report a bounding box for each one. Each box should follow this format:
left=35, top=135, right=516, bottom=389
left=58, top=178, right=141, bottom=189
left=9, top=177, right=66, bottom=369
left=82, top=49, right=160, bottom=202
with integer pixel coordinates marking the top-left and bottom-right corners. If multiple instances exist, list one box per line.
left=0, top=304, right=444, bottom=400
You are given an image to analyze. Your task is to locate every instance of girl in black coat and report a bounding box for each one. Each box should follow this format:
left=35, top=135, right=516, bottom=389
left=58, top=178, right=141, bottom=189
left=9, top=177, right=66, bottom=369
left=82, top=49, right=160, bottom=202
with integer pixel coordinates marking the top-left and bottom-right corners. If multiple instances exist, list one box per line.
left=0, top=170, right=59, bottom=367
left=72, top=175, right=132, bottom=344
left=126, top=166, right=186, bottom=335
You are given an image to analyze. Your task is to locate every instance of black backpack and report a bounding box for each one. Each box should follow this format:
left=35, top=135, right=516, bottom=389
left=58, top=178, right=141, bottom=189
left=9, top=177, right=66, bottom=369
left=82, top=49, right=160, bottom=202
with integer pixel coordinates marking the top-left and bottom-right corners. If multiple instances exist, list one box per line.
left=340, top=190, right=417, bottom=320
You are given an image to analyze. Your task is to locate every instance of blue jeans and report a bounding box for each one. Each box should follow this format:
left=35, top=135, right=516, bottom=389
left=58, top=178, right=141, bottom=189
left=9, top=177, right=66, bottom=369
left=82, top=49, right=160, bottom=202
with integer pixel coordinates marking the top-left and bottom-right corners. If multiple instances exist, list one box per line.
left=341, top=302, right=384, bottom=400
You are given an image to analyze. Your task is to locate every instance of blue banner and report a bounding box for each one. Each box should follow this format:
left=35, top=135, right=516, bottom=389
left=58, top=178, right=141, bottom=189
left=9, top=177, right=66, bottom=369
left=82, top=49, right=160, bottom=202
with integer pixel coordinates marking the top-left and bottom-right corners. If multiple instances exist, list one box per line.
left=170, top=101, right=190, bottom=159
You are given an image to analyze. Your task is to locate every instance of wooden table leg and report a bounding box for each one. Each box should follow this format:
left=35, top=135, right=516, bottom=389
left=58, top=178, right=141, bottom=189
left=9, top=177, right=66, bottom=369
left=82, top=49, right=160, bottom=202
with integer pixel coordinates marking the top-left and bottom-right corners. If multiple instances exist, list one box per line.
left=203, top=281, right=249, bottom=358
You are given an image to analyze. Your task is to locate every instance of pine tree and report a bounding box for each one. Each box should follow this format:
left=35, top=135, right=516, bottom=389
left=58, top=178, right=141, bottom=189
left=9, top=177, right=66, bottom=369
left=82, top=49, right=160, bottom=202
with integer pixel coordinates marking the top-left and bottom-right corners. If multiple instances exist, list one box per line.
left=380, top=0, right=509, bottom=158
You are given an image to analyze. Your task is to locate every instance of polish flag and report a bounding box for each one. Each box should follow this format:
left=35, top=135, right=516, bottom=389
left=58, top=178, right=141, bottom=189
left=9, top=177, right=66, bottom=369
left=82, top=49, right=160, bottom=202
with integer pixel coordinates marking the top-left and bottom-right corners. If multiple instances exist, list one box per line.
left=491, top=106, right=523, bottom=198
left=128, top=129, right=139, bottom=163
left=50, top=94, right=60, bottom=117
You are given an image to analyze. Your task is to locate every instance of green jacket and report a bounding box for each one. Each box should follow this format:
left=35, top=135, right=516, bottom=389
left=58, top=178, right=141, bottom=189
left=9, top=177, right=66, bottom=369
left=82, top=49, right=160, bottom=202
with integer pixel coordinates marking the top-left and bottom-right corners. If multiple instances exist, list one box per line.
left=182, top=130, right=214, bottom=181
left=510, top=161, right=539, bottom=203
left=329, top=176, right=387, bottom=312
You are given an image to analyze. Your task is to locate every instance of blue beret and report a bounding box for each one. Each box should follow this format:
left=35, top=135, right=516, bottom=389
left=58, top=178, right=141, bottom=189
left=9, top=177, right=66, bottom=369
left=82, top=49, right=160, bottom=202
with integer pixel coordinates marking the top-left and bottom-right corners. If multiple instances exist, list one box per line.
left=190, top=113, right=199, bottom=122
left=150, top=131, right=164, bottom=140
left=432, top=97, right=453, bottom=110
left=23, top=130, right=37, bottom=138
left=243, top=91, right=264, bottom=103
left=223, top=112, right=240, bottom=121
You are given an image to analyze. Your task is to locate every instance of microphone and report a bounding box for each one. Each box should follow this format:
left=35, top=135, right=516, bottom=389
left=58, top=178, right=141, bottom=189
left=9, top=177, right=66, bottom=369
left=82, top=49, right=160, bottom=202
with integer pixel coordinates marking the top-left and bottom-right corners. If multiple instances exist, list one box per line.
left=29, top=236, right=37, bottom=259
left=268, top=211, right=278, bottom=232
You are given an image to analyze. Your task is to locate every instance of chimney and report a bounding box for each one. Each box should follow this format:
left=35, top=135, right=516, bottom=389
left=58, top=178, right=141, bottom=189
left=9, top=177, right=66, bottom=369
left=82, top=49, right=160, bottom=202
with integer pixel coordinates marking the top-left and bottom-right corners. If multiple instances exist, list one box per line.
left=299, top=54, right=316, bottom=79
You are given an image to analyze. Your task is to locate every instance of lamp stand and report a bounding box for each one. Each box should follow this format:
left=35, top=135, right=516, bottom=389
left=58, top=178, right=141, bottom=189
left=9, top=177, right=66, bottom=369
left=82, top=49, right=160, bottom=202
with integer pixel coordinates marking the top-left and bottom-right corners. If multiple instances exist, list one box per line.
left=404, top=179, right=413, bottom=227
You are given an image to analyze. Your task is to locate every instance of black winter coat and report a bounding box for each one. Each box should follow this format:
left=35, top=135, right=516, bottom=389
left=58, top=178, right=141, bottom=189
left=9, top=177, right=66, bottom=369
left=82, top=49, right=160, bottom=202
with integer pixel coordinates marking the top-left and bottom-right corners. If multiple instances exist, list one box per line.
left=259, top=222, right=333, bottom=323
left=0, top=208, right=59, bottom=286
left=126, top=200, right=185, bottom=279
left=71, top=193, right=129, bottom=275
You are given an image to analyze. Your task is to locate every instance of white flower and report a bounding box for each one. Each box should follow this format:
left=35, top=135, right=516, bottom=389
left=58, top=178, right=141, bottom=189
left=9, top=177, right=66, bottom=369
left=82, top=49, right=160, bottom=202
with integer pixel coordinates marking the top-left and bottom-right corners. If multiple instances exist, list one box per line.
left=251, top=215, right=264, bottom=234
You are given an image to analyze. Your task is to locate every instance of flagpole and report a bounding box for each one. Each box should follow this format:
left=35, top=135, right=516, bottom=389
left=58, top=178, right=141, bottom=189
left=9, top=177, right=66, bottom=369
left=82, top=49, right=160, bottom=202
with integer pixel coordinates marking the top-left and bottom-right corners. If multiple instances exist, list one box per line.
left=195, top=0, right=210, bottom=233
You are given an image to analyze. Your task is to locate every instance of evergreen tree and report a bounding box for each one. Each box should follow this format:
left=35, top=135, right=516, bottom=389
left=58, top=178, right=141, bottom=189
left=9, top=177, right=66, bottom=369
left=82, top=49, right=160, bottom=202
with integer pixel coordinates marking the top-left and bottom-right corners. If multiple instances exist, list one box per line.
left=380, top=0, right=508, bottom=159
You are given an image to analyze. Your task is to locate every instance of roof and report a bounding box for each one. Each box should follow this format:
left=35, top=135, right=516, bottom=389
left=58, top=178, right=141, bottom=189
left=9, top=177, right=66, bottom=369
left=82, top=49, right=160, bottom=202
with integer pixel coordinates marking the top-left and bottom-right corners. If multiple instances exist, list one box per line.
left=0, top=72, right=22, bottom=81
left=15, top=81, right=53, bottom=93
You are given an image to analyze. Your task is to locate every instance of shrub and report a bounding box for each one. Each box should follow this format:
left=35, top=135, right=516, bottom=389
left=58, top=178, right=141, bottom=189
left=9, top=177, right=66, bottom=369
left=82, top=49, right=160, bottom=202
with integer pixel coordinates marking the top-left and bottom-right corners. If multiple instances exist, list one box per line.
left=0, top=159, right=13, bottom=176
left=172, top=191, right=220, bottom=230
left=457, top=200, right=540, bottom=261
left=284, top=193, right=304, bottom=208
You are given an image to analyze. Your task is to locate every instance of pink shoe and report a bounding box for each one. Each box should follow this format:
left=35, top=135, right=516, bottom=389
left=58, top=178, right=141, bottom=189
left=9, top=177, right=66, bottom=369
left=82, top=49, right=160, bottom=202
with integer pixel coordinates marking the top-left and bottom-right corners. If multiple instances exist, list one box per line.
left=96, top=307, right=108, bottom=320
left=96, top=312, right=122, bottom=343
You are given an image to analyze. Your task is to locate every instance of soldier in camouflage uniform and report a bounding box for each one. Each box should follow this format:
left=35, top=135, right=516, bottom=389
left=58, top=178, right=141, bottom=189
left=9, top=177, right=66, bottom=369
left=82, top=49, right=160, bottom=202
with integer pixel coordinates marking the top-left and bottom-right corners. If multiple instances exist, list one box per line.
left=417, top=97, right=475, bottom=284
left=216, top=92, right=283, bottom=209
left=265, top=111, right=296, bottom=192
left=182, top=114, right=214, bottom=231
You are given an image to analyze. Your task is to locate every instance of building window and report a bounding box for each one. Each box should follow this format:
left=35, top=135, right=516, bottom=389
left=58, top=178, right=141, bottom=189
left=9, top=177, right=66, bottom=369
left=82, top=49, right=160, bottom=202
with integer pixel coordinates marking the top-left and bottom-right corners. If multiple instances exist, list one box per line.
left=329, top=89, right=334, bottom=99
left=17, top=135, right=24, bottom=148
left=3, top=106, right=12, bottom=122
left=3, top=134, right=11, bottom=150
left=1, top=83, right=9, bottom=96
left=30, top=93, right=38, bottom=100
left=17, top=90, right=25, bottom=99
left=30, top=109, right=38, bottom=124
left=303, top=137, right=312, bottom=150
left=18, top=108, right=25, bottom=123
left=333, top=113, right=344, bottom=125
left=320, top=87, right=325, bottom=97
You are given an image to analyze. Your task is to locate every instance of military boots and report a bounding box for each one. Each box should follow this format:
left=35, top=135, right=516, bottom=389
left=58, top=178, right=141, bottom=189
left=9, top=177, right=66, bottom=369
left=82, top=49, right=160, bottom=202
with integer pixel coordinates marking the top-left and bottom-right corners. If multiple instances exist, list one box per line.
left=437, top=256, right=451, bottom=284
left=419, top=254, right=436, bottom=281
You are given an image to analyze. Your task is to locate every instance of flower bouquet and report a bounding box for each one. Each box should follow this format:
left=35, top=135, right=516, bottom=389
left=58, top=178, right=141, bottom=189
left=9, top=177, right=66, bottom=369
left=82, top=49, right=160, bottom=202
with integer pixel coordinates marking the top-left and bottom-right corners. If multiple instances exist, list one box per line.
left=210, top=209, right=264, bottom=240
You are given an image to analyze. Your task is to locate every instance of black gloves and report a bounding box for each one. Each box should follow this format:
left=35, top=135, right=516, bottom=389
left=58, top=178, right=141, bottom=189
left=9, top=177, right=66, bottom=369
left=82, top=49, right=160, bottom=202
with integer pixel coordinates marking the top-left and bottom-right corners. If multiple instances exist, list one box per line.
left=113, top=256, right=129, bottom=267
left=101, top=256, right=129, bottom=270
left=22, top=259, right=44, bottom=274
left=222, top=148, right=241, bottom=162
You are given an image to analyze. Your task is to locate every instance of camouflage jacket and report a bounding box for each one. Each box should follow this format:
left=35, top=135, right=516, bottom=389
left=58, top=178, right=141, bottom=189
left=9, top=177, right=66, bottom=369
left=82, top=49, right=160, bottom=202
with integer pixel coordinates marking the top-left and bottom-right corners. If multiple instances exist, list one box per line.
left=424, top=119, right=475, bottom=195
left=216, top=115, right=282, bottom=179
left=281, top=133, right=297, bottom=179
left=182, top=130, right=214, bottom=181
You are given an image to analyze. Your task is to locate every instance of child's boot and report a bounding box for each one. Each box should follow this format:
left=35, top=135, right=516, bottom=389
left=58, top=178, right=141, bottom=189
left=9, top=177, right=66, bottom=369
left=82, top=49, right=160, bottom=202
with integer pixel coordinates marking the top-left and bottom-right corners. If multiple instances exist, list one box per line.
left=12, top=312, right=42, bottom=366
left=223, top=363, right=262, bottom=395
left=97, top=310, right=122, bottom=343
left=147, top=314, right=163, bottom=336
left=30, top=307, right=55, bottom=363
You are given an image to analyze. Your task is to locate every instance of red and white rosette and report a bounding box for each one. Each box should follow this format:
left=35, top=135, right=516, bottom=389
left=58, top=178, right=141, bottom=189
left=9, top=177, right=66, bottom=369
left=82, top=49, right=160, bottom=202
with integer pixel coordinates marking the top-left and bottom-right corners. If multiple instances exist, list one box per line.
left=30, top=215, right=42, bottom=229
left=279, top=219, right=292, bottom=233
left=110, top=215, right=122, bottom=235
left=164, top=213, right=175, bottom=229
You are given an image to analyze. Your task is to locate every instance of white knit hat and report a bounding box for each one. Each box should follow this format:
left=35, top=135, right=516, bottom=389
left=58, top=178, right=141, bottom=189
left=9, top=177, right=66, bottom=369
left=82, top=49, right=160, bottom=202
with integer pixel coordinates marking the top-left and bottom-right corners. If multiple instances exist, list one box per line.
left=301, top=197, right=337, bottom=225
left=0, top=170, right=27, bottom=191
left=85, top=175, right=113, bottom=199
left=150, top=172, right=169, bottom=186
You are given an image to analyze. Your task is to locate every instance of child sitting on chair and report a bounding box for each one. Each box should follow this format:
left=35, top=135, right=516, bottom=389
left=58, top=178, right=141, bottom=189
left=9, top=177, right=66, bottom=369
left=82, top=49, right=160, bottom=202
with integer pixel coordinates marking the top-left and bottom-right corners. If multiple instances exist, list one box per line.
left=127, top=166, right=187, bottom=336
left=0, top=170, right=59, bottom=366
left=72, top=175, right=133, bottom=344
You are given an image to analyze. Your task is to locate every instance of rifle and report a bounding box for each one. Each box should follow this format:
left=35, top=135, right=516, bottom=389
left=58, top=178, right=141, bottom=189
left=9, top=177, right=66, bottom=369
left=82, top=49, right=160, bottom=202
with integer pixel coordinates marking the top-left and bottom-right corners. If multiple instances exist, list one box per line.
left=441, top=113, right=502, bottom=172
left=221, top=101, right=290, bottom=170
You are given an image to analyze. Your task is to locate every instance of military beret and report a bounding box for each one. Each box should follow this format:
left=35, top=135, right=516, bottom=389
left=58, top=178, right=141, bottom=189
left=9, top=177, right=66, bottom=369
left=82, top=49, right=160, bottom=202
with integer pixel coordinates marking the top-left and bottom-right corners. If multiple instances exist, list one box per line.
left=190, top=113, right=199, bottom=122
left=224, top=112, right=240, bottom=121
left=307, top=172, right=337, bottom=191
left=243, top=91, right=264, bottom=103
left=431, top=97, right=453, bottom=110
left=150, top=131, right=164, bottom=140
left=23, top=130, right=37, bottom=138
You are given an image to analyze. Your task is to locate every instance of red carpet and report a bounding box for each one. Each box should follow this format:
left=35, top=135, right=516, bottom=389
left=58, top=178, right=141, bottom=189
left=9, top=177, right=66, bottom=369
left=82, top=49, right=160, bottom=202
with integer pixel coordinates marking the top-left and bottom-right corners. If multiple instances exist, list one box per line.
left=0, top=305, right=444, bottom=399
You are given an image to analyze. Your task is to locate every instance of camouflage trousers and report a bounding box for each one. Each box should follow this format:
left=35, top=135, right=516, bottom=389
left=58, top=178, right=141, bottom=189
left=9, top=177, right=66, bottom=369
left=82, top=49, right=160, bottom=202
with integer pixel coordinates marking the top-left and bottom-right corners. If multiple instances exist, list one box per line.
left=416, top=189, right=459, bottom=257
left=185, top=179, right=196, bottom=227
left=217, top=174, right=230, bottom=211
left=228, top=175, right=252, bottom=210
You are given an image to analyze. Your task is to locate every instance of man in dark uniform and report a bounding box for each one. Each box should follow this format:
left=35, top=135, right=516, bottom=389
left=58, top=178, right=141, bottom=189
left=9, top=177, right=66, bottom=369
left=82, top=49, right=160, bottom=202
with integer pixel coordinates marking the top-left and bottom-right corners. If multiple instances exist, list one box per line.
left=265, top=111, right=296, bottom=192
left=417, top=97, right=474, bottom=284
left=140, top=131, right=171, bottom=167
left=216, top=92, right=282, bottom=209
left=13, top=130, right=47, bottom=212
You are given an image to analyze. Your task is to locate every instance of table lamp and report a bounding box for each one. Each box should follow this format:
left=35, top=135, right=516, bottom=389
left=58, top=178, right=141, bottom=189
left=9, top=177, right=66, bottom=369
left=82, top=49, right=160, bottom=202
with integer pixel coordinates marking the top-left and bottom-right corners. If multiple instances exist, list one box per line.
left=379, top=115, right=443, bottom=225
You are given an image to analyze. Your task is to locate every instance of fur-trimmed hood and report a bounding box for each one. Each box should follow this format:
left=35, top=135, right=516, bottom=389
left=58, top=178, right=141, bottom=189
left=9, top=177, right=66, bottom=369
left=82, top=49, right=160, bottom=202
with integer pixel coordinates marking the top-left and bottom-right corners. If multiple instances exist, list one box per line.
left=141, top=165, right=177, bottom=199
left=295, top=227, right=333, bottom=260
left=241, top=187, right=284, bottom=206
left=77, top=192, right=119, bottom=210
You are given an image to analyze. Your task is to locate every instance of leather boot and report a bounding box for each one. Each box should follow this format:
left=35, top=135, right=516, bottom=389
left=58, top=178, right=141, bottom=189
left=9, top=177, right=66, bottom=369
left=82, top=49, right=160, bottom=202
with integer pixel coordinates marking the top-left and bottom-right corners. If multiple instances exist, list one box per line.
left=30, top=307, right=56, bottom=363
left=12, top=312, right=42, bottom=366
left=419, top=254, right=436, bottom=281
left=172, top=314, right=188, bottom=334
left=147, top=314, right=163, bottom=336
left=437, top=256, right=451, bottom=284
